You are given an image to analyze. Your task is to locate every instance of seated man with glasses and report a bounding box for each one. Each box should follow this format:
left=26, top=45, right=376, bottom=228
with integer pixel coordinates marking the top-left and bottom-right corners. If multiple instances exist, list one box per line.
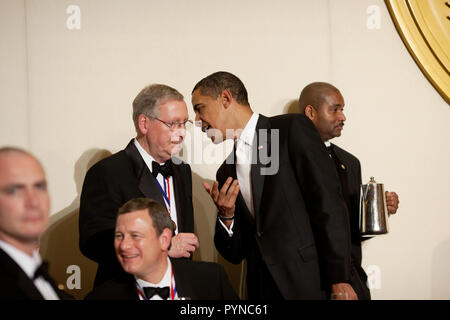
left=79, top=84, right=199, bottom=287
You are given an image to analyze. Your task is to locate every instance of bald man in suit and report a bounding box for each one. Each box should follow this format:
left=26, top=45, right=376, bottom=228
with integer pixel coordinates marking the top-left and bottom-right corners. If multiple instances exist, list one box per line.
left=0, top=147, right=72, bottom=300
left=298, top=82, right=400, bottom=299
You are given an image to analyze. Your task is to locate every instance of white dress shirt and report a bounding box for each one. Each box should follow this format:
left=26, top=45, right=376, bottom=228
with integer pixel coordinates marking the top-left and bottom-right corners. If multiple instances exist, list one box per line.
left=219, top=112, right=260, bottom=237
left=0, top=240, right=60, bottom=300
left=134, top=139, right=179, bottom=233
left=324, top=141, right=332, bottom=158
left=135, top=257, right=177, bottom=300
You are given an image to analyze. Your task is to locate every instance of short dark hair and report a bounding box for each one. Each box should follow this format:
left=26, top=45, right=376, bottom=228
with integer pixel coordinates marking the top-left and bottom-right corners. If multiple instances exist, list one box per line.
left=298, top=82, right=340, bottom=114
left=192, top=71, right=249, bottom=106
left=117, top=198, right=176, bottom=235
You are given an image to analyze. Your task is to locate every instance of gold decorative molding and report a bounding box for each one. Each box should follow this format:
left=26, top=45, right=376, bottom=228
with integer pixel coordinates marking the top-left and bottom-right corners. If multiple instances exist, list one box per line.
left=385, top=0, right=450, bottom=104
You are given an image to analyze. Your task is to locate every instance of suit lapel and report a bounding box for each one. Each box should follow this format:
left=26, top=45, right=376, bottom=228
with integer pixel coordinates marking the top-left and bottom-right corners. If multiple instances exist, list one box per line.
left=124, top=140, right=166, bottom=207
left=0, top=248, right=44, bottom=300
left=222, top=146, right=254, bottom=224
left=171, top=161, right=186, bottom=232
left=121, top=273, right=141, bottom=300
left=251, top=115, right=271, bottom=236
left=170, top=259, right=195, bottom=299
left=17, top=272, right=45, bottom=299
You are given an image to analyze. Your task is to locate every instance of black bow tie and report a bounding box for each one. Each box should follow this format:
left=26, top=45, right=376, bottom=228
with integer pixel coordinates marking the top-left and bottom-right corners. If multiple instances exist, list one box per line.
left=33, top=262, right=52, bottom=281
left=152, top=161, right=173, bottom=179
left=143, top=286, right=170, bottom=300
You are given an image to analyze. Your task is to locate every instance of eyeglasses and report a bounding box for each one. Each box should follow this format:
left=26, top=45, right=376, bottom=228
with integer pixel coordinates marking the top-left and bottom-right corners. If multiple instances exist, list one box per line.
left=151, top=117, right=193, bottom=130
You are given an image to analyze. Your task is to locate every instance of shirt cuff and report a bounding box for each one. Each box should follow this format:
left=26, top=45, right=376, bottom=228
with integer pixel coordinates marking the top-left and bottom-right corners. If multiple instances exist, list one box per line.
left=218, top=218, right=234, bottom=237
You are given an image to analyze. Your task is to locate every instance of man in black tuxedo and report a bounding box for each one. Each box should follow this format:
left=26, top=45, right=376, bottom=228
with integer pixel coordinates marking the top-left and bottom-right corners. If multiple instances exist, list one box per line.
left=191, top=72, right=354, bottom=300
left=298, top=82, right=400, bottom=300
left=85, top=198, right=237, bottom=300
left=79, top=84, right=199, bottom=286
left=0, top=147, right=72, bottom=300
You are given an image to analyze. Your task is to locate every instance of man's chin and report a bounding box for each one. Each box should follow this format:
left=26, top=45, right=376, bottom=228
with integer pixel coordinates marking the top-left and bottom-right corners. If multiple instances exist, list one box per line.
left=170, top=143, right=183, bottom=155
left=209, top=135, right=222, bottom=144
left=206, top=128, right=225, bottom=144
left=121, top=262, right=139, bottom=275
left=332, top=128, right=343, bottom=138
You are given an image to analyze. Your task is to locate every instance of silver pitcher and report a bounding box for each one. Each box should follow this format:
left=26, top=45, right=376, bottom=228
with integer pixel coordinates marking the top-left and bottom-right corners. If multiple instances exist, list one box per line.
left=359, top=177, right=389, bottom=237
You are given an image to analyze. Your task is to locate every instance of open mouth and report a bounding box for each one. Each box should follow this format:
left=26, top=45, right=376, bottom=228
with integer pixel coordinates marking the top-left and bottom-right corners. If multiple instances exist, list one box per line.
left=120, top=253, right=139, bottom=261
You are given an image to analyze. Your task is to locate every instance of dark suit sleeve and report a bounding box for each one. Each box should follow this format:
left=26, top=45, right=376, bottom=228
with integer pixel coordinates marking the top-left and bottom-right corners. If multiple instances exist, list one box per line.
left=213, top=166, right=248, bottom=264
left=216, top=264, right=239, bottom=300
left=79, top=162, right=122, bottom=264
left=84, top=273, right=138, bottom=300
left=355, top=156, right=371, bottom=243
left=288, top=115, right=352, bottom=285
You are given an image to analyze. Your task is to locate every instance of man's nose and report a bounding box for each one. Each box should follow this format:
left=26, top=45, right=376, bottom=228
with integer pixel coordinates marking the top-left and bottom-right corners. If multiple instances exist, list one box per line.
left=119, top=236, right=132, bottom=250
left=25, top=189, right=39, bottom=208
left=339, top=111, right=346, bottom=122
left=173, top=127, right=186, bottom=138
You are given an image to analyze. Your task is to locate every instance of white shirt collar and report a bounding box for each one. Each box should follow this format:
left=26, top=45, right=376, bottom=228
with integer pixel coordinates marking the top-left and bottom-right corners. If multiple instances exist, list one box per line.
left=135, top=257, right=172, bottom=288
left=134, top=138, right=166, bottom=173
left=237, top=112, right=259, bottom=147
left=0, top=240, right=42, bottom=278
left=324, top=140, right=331, bottom=147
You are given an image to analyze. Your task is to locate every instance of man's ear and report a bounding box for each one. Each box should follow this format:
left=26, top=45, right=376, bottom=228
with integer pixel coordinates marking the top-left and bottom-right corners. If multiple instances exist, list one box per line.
left=220, top=89, right=233, bottom=109
left=138, top=114, right=149, bottom=135
left=159, top=228, right=173, bottom=252
left=305, top=105, right=315, bottom=121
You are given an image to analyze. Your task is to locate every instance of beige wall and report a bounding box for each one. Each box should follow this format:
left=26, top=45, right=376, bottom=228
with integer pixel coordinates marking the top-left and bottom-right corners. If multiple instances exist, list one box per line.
left=1, top=0, right=449, bottom=300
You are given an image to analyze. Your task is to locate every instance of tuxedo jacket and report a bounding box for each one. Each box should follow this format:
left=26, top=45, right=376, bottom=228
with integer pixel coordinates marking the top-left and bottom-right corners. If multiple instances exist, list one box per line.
left=330, top=143, right=371, bottom=300
left=214, top=114, right=352, bottom=300
left=84, top=259, right=238, bottom=300
left=0, top=248, right=73, bottom=300
left=79, top=140, right=194, bottom=286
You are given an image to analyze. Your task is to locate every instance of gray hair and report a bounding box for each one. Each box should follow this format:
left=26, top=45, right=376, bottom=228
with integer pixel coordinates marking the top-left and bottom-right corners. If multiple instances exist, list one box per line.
left=132, top=84, right=184, bottom=133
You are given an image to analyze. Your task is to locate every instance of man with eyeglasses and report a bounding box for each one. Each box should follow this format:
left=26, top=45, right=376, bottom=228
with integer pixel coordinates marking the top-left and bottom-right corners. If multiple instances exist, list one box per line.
left=79, top=84, right=199, bottom=287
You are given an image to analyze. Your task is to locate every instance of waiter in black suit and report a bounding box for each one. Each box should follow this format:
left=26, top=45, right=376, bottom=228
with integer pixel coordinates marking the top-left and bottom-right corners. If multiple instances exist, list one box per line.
left=298, top=82, right=400, bottom=299
left=191, top=72, right=353, bottom=300
left=79, top=84, right=199, bottom=286
left=0, top=147, right=72, bottom=300
left=85, top=198, right=237, bottom=300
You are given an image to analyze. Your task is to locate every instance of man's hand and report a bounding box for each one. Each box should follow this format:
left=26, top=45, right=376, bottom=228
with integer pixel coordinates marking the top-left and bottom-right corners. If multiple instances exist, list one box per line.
left=203, top=177, right=240, bottom=227
left=331, top=282, right=358, bottom=300
left=168, top=232, right=199, bottom=258
left=385, top=191, right=399, bottom=215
